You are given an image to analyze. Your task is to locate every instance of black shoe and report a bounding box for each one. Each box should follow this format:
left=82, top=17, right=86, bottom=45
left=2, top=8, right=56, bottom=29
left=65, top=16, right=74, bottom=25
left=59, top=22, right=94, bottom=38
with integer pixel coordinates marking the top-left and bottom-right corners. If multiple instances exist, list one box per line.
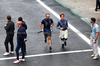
left=64, top=42, right=67, bottom=46
left=49, top=47, right=52, bottom=51
left=95, top=8, right=97, bottom=11
left=62, top=44, right=64, bottom=48
left=44, top=39, right=47, bottom=43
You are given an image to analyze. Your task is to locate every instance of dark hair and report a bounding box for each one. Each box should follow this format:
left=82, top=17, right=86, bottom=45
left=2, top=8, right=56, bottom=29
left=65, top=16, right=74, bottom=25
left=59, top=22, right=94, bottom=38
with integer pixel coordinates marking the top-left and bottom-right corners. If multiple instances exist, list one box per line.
left=91, top=18, right=96, bottom=23
left=18, top=17, right=23, bottom=21
left=45, top=13, right=50, bottom=16
left=7, top=15, right=11, bottom=20
left=60, top=13, right=65, bottom=17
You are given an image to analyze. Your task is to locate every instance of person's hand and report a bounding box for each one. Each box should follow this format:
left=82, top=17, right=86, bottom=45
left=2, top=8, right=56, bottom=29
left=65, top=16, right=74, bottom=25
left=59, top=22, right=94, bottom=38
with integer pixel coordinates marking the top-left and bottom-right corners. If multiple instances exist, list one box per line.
left=67, top=27, right=69, bottom=30
left=89, top=36, right=91, bottom=39
left=5, top=25, right=6, bottom=27
left=51, top=25, right=53, bottom=27
left=94, top=40, right=96, bottom=43
left=42, top=29, right=44, bottom=32
left=24, top=39, right=27, bottom=42
left=60, top=28, right=64, bottom=30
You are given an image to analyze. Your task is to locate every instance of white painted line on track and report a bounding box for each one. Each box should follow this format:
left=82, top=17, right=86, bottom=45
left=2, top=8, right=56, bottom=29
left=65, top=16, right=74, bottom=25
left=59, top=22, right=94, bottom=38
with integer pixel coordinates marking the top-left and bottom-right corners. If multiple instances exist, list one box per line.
left=36, top=0, right=100, bottom=55
left=0, top=49, right=92, bottom=61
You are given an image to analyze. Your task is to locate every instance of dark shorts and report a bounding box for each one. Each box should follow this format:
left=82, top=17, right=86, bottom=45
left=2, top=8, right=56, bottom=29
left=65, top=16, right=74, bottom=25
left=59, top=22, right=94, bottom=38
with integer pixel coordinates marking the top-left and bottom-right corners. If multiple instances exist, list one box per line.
left=44, top=31, right=52, bottom=37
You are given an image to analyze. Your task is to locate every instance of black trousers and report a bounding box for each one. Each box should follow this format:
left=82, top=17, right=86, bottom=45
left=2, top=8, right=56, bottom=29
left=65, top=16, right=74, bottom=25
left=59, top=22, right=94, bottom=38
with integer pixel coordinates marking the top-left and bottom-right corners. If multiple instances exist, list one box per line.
left=4, top=34, right=14, bottom=52
left=96, top=0, right=100, bottom=9
left=24, top=42, right=26, bottom=52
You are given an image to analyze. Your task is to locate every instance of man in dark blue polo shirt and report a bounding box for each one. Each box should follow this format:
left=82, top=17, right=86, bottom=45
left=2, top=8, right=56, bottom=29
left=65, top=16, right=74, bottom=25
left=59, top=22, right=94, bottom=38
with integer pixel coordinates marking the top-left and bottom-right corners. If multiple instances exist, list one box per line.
left=40, top=13, right=54, bottom=51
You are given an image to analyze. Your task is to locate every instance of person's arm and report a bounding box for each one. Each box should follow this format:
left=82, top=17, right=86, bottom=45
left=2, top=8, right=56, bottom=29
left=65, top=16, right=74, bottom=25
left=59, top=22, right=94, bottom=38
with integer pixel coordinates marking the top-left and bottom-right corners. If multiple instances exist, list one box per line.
left=94, top=32, right=99, bottom=43
left=40, top=20, right=44, bottom=32
left=4, top=23, right=10, bottom=31
left=89, top=31, right=92, bottom=39
left=95, top=32, right=99, bottom=41
left=51, top=22, right=54, bottom=27
left=19, top=28, right=26, bottom=42
left=63, top=20, right=69, bottom=30
left=19, top=32, right=24, bottom=41
left=89, top=25, right=92, bottom=39
left=94, top=26, right=99, bottom=43
left=50, top=19, right=54, bottom=27
left=40, top=23, right=43, bottom=32
left=57, top=21, right=61, bottom=29
left=57, top=21, right=64, bottom=30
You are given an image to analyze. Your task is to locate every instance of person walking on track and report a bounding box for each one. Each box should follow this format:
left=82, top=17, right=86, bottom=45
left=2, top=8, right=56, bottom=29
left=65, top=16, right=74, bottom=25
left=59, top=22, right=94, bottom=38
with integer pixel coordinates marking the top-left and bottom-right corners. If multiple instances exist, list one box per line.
left=40, top=13, right=54, bottom=51
left=18, top=17, right=27, bottom=53
left=14, top=22, right=27, bottom=63
left=3, top=15, right=15, bottom=56
left=57, top=14, right=69, bottom=48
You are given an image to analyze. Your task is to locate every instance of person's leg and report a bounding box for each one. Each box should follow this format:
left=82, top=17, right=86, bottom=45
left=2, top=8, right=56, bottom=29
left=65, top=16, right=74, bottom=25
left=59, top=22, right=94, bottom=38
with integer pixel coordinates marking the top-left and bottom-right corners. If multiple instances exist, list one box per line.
left=95, top=0, right=99, bottom=11
left=60, top=30, right=64, bottom=44
left=44, top=36, right=47, bottom=43
left=64, top=30, right=68, bottom=46
left=24, top=42, right=26, bottom=52
left=99, top=0, right=100, bottom=8
left=92, top=40, right=99, bottom=59
left=4, top=35, right=10, bottom=52
left=44, top=32, right=47, bottom=43
left=48, top=36, right=52, bottom=51
left=60, top=30, right=65, bottom=48
left=15, top=44, right=21, bottom=60
left=47, top=31, right=52, bottom=50
left=48, top=37, right=51, bottom=47
left=94, top=40, right=98, bottom=57
left=20, top=42, right=26, bottom=53
left=21, top=44, right=25, bottom=59
left=90, top=40, right=94, bottom=55
left=10, top=34, right=14, bottom=52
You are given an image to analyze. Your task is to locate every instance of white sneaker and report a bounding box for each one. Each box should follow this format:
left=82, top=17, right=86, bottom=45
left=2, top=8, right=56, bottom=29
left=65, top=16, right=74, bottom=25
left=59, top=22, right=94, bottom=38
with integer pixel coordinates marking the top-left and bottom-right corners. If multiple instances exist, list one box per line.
left=10, top=51, right=14, bottom=54
left=93, top=56, right=98, bottom=60
left=13, top=60, right=19, bottom=64
left=3, top=52, right=9, bottom=56
left=19, top=58, right=25, bottom=62
left=91, top=54, right=95, bottom=57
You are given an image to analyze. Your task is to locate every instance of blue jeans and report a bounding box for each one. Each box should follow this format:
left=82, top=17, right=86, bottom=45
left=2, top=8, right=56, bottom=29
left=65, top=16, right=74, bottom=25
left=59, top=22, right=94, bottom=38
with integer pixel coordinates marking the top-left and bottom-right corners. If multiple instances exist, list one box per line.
left=15, top=43, right=25, bottom=60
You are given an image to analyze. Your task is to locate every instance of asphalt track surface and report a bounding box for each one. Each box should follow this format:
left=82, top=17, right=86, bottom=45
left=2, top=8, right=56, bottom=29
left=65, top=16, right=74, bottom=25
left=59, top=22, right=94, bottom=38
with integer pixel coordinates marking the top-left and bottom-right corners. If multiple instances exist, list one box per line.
left=0, top=0, right=100, bottom=66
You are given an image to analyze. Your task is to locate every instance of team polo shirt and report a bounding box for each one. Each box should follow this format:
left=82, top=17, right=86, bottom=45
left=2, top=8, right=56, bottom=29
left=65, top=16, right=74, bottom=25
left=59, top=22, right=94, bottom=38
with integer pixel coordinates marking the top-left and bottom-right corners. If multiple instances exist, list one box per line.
left=41, top=18, right=53, bottom=32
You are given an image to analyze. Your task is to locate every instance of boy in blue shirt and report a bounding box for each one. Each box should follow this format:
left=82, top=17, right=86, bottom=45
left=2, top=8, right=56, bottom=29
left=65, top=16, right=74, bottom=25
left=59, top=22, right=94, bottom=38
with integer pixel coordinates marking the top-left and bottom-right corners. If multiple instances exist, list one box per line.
left=57, top=14, right=69, bottom=48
